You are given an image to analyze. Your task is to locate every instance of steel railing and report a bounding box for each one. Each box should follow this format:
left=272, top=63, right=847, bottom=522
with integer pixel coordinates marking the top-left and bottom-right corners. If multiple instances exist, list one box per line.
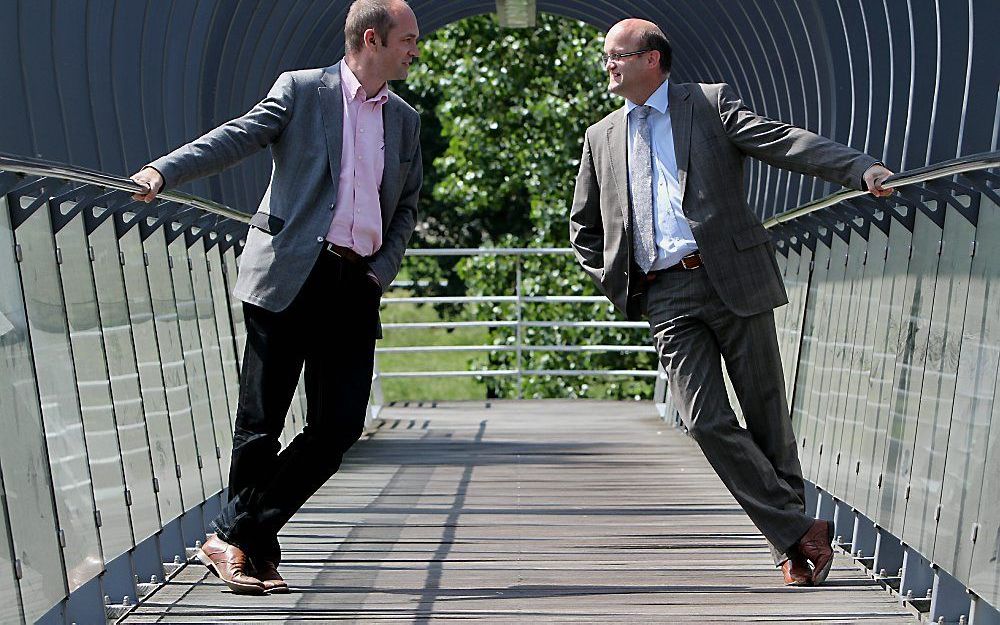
left=375, top=247, right=656, bottom=401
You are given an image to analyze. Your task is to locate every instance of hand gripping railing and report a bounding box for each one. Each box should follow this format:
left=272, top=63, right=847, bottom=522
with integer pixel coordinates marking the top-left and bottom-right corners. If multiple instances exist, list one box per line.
left=0, top=152, right=250, bottom=223
left=762, top=150, right=1000, bottom=230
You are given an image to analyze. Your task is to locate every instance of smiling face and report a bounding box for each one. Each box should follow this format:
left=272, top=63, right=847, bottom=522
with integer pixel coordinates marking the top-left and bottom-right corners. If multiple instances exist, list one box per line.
left=376, top=2, right=420, bottom=81
left=603, top=19, right=664, bottom=104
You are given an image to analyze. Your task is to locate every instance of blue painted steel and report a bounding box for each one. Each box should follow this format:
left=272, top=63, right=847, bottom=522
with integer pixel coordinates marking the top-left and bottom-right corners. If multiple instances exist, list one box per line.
left=1, top=0, right=997, bottom=221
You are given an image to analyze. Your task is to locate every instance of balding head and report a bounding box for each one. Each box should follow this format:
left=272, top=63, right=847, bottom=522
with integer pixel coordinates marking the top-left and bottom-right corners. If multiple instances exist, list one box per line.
left=606, top=18, right=671, bottom=74
left=603, top=18, right=672, bottom=103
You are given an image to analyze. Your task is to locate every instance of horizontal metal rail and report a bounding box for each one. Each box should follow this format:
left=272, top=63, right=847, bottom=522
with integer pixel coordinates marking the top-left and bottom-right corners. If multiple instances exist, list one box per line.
left=382, top=295, right=609, bottom=305
left=762, top=149, right=1000, bottom=229
left=383, top=295, right=518, bottom=304
left=0, top=152, right=249, bottom=223
left=378, top=369, right=658, bottom=378
left=380, top=320, right=648, bottom=330
left=405, top=247, right=573, bottom=256
left=376, top=344, right=656, bottom=354
left=380, top=321, right=519, bottom=329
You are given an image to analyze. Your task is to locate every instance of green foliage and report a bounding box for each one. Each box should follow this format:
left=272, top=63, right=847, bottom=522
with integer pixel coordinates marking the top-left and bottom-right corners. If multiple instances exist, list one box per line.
left=391, top=13, right=656, bottom=399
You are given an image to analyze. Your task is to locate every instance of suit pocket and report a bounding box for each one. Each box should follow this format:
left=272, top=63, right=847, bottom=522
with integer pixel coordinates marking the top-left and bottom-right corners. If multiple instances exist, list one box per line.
left=248, top=212, right=285, bottom=235
left=732, top=224, right=771, bottom=251
left=398, top=158, right=412, bottom=179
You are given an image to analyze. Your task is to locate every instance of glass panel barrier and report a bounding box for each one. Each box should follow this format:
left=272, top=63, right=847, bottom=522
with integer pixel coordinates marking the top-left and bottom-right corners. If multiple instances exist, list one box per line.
left=0, top=196, right=61, bottom=623
left=54, top=213, right=134, bottom=562
left=877, top=209, right=942, bottom=536
left=15, top=201, right=103, bottom=592
left=863, top=218, right=914, bottom=518
left=90, top=218, right=162, bottom=543
left=145, top=233, right=205, bottom=509
left=188, top=243, right=233, bottom=481
left=120, top=226, right=184, bottom=523
left=829, top=230, right=869, bottom=497
left=902, top=203, right=976, bottom=554
left=168, top=237, right=223, bottom=496
left=933, top=191, right=1000, bottom=580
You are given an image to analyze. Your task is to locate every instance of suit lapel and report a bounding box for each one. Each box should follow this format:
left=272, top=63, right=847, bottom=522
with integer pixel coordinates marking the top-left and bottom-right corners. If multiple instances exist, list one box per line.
left=606, top=108, right=630, bottom=229
left=318, top=66, right=344, bottom=198
left=669, top=82, right=692, bottom=204
left=380, top=97, right=402, bottom=222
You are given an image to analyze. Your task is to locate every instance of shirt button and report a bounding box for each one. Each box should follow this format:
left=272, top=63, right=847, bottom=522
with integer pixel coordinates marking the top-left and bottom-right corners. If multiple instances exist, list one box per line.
left=360, top=129, right=365, bottom=133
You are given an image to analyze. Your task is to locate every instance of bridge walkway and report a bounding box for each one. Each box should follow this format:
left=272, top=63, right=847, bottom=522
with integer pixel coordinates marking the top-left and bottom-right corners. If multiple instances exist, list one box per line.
left=124, top=401, right=913, bottom=623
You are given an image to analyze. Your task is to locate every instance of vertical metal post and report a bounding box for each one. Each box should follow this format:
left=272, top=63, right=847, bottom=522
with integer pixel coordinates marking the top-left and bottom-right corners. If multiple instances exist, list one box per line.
left=515, top=256, right=523, bottom=399
left=367, top=352, right=384, bottom=428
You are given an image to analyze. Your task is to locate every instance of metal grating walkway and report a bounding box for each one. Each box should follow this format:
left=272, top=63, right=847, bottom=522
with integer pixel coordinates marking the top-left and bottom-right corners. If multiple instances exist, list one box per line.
left=124, top=401, right=914, bottom=623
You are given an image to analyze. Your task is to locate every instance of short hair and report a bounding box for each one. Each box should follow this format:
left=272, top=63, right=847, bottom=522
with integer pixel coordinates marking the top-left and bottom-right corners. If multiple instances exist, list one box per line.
left=639, top=26, right=672, bottom=74
left=345, top=0, right=406, bottom=53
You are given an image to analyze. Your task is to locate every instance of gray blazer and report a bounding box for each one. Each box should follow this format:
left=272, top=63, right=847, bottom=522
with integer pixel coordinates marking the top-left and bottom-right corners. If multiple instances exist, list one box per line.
left=150, top=64, right=422, bottom=314
left=570, top=82, right=875, bottom=319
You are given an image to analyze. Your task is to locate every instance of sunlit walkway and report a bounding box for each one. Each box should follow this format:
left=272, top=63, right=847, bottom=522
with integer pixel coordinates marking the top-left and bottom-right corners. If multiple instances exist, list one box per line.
left=124, top=401, right=913, bottom=623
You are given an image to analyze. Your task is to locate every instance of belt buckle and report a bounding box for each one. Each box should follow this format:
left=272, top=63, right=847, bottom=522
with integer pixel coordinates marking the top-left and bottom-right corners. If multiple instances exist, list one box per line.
left=679, top=254, right=699, bottom=270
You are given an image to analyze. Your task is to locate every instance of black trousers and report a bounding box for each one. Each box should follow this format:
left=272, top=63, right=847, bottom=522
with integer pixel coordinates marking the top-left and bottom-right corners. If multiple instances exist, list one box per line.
left=211, top=251, right=380, bottom=562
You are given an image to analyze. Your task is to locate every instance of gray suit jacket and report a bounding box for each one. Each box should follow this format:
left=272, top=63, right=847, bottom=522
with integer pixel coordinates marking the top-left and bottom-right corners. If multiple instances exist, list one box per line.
left=149, top=64, right=422, bottom=316
left=570, top=82, right=875, bottom=319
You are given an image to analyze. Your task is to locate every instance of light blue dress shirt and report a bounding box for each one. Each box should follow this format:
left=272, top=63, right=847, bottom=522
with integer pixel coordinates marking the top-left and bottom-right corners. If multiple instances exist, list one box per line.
left=625, top=79, right=698, bottom=271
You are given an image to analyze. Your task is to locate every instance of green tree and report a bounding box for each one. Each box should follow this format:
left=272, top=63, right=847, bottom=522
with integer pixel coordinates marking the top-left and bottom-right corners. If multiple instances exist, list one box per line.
left=394, top=13, right=656, bottom=399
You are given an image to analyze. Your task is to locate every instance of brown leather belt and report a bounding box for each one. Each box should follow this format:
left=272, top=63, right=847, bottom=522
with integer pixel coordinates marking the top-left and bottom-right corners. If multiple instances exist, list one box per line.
left=322, top=241, right=364, bottom=263
left=643, top=252, right=702, bottom=282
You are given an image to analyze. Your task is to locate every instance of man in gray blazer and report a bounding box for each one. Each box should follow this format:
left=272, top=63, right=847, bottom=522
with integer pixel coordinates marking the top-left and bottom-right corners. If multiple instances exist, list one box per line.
left=570, top=18, right=893, bottom=586
left=130, top=0, right=422, bottom=594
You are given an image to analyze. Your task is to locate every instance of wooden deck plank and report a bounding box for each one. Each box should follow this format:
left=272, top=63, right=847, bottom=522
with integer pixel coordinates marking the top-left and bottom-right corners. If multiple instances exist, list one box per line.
left=124, top=401, right=914, bottom=623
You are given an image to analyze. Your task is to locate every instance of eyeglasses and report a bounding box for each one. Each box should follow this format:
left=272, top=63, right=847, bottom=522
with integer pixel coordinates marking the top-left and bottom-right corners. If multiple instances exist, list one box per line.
left=600, top=49, right=652, bottom=65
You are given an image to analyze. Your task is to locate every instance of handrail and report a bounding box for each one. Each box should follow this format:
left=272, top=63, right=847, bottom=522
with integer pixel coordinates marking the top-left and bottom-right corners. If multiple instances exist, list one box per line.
left=406, top=247, right=573, bottom=256
left=762, top=150, right=1000, bottom=229
left=6, top=150, right=998, bottom=234
left=0, top=152, right=250, bottom=223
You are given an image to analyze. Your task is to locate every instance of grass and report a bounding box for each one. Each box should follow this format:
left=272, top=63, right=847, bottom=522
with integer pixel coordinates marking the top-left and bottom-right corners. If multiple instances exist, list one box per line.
left=375, top=295, right=497, bottom=402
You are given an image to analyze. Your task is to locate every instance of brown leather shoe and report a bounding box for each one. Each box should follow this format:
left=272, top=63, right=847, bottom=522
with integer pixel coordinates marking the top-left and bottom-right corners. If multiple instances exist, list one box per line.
left=253, top=558, right=289, bottom=594
left=781, top=553, right=812, bottom=586
left=796, top=520, right=835, bottom=585
left=196, top=534, right=265, bottom=594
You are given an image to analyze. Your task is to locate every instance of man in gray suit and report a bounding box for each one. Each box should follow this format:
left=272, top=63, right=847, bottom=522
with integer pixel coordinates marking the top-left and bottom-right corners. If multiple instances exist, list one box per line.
left=130, top=0, right=422, bottom=594
left=570, top=18, right=893, bottom=586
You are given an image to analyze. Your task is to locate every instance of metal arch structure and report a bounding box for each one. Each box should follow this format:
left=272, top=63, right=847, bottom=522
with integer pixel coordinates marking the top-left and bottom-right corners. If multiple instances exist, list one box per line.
left=2, top=0, right=999, bottom=219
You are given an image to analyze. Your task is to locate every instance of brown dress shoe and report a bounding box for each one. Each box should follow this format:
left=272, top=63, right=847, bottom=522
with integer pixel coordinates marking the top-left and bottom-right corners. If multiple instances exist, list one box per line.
left=781, top=553, right=812, bottom=586
left=796, top=519, right=835, bottom=585
left=253, top=558, right=290, bottom=594
left=196, top=534, right=265, bottom=594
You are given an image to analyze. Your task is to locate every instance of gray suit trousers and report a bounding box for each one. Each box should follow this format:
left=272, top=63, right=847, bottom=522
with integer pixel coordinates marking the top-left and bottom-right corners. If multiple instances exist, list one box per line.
left=647, top=266, right=814, bottom=563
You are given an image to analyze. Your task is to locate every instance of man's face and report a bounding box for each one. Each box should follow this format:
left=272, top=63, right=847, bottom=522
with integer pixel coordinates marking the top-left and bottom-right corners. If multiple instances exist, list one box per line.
left=377, top=4, right=420, bottom=82
left=603, top=26, right=649, bottom=99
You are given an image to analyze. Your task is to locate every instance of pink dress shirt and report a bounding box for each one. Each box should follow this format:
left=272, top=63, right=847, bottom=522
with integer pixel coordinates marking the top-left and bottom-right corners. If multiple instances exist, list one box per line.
left=325, top=59, right=388, bottom=256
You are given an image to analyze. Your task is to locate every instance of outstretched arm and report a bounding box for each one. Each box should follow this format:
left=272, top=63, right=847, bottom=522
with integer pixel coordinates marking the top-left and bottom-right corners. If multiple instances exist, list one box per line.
left=131, top=72, right=297, bottom=202
left=717, top=83, right=894, bottom=196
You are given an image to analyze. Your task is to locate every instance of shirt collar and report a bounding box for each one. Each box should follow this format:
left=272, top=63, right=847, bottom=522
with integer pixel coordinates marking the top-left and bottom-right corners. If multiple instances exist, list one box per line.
left=624, top=78, right=670, bottom=118
left=339, top=59, right=389, bottom=104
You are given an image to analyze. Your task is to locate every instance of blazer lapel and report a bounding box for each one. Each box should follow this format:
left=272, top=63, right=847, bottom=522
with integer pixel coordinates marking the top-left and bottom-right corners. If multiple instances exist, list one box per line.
left=380, top=97, right=402, bottom=222
left=669, top=82, right=692, bottom=204
left=606, top=108, right=630, bottom=230
left=318, top=66, right=344, bottom=198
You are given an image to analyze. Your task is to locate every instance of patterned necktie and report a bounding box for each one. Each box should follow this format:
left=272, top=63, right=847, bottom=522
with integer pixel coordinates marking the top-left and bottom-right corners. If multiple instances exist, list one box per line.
left=629, top=105, right=657, bottom=273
